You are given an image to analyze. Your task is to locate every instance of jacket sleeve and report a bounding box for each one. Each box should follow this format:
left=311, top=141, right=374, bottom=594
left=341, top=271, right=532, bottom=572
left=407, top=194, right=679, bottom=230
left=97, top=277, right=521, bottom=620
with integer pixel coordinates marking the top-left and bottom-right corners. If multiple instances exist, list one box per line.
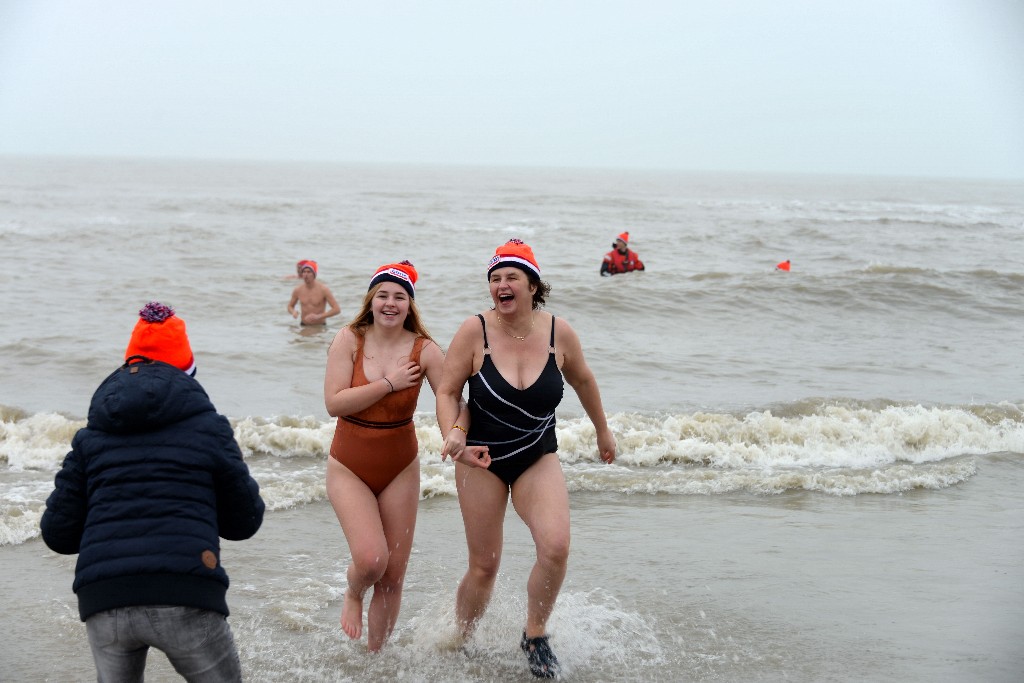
left=40, top=435, right=89, bottom=555
left=211, top=415, right=265, bottom=541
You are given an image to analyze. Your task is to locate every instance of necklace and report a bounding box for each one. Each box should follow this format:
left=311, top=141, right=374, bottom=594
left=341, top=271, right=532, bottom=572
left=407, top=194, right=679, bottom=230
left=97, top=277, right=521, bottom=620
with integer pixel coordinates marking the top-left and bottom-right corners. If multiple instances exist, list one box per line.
left=363, top=350, right=405, bottom=363
left=363, top=338, right=408, bottom=362
left=497, top=313, right=535, bottom=341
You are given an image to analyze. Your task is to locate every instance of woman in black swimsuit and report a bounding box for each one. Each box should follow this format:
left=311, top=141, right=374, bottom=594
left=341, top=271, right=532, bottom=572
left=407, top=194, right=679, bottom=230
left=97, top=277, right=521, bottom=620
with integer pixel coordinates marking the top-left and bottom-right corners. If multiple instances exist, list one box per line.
left=436, top=239, right=616, bottom=678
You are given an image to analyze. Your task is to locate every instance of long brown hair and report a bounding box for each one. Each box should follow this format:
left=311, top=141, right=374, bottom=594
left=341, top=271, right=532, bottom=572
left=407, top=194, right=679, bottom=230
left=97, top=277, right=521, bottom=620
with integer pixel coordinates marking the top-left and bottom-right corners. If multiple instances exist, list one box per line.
left=347, top=283, right=433, bottom=341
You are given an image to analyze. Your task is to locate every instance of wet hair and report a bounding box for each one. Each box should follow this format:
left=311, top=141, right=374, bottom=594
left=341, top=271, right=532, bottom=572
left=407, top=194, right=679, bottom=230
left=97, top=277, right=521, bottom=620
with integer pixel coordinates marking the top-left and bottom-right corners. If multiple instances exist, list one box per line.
left=528, top=274, right=551, bottom=309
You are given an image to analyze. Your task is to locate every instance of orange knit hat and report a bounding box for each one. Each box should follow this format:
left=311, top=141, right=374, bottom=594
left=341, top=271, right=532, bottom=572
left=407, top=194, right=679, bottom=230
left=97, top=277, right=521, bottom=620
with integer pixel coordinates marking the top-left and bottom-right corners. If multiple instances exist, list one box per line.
left=124, top=302, right=196, bottom=376
left=369, top=260, right=418, bottom=298
left=299, top=260, right=318, bottom=277
left=487, top=238, right=540, bottom=279
left=616, top=231, right=629, bottom=245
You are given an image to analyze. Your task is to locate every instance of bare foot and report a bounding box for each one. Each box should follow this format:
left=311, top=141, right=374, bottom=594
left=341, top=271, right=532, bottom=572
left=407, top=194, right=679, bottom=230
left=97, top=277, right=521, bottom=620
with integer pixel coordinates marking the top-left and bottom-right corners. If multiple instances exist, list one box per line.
left=340, top=587, right=363, bottom=640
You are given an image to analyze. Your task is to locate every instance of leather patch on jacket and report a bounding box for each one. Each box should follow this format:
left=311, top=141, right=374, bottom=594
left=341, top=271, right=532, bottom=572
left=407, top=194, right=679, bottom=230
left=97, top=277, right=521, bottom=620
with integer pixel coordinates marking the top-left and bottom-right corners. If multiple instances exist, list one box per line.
left=201, top=550, right=218, bottom=569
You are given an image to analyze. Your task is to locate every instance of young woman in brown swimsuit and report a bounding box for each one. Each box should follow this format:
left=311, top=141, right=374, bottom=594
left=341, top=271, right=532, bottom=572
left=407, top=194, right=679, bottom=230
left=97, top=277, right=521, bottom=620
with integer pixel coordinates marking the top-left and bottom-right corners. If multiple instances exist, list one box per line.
left=324, top=260, right=470, bottom=651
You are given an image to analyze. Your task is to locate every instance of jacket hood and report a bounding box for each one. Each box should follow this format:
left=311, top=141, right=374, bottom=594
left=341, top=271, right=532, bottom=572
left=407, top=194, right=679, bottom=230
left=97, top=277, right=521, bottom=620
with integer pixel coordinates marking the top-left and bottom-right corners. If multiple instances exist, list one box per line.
left=88, top=359, right=216, bottom=434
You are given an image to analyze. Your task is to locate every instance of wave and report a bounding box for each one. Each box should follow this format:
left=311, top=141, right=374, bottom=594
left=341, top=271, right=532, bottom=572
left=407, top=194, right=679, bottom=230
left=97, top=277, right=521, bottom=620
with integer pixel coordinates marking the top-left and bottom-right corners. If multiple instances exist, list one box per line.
left=3, top=400, right=1022, bottom=546
left=862, top=264, right=1024, bottom=281
left=9, top=400, right=1018, bottom=469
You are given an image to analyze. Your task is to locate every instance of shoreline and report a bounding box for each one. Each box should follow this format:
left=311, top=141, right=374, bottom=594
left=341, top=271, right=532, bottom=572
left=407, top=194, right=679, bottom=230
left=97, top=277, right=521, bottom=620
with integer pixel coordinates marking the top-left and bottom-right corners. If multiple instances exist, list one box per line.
left=4, top=455, right=1022, bottom=682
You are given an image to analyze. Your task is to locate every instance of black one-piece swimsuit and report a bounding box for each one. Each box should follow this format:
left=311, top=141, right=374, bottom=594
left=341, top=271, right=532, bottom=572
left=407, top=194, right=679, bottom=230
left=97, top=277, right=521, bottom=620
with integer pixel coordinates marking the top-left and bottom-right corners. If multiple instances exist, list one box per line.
left=467, top=314, right=564, bottom=485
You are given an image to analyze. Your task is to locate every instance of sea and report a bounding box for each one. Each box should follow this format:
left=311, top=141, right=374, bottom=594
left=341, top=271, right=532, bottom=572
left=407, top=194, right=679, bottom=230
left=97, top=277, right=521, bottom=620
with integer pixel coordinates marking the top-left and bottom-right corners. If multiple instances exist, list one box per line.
left=1, top=156, right=1022, bottom=682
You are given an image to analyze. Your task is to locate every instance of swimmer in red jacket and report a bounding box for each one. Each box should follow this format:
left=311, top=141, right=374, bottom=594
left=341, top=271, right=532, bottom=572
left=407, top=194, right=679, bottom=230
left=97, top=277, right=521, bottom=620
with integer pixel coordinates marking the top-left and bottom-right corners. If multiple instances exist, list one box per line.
left=600, top=232, right=645, bottom=276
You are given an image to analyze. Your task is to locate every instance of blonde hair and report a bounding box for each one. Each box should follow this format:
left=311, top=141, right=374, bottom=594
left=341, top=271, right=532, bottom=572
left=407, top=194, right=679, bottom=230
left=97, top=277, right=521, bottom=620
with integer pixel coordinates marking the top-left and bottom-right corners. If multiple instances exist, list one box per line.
left=347, top=282, right=433, bottom=341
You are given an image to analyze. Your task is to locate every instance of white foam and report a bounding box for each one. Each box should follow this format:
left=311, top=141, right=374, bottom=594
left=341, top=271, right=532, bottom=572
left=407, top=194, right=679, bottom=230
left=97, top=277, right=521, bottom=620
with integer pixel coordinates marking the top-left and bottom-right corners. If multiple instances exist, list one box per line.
left=0, top=411, right=82, bottom=471
left=3, top=402, right=1021, bottom=546
left=232, top=415, right=334, bottom=459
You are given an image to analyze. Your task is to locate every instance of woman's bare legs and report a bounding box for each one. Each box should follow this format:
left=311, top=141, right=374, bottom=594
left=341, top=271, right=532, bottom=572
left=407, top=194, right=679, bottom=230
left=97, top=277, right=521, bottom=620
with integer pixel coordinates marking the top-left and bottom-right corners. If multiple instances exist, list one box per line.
left=365, top=458, right=419, bottom=651
left=453, top=461, right=509, bottom=637
left=454, top=453, right=570, bottom=639
left=510, top=453, right=570, bottom=638
left=326, top=457, right=420, bottom=650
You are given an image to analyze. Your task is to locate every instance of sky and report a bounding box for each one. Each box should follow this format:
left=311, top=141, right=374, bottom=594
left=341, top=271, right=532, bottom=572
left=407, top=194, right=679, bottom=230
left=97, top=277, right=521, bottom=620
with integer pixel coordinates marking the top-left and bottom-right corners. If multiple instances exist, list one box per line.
left=1, top=0, right=1022, bottom=179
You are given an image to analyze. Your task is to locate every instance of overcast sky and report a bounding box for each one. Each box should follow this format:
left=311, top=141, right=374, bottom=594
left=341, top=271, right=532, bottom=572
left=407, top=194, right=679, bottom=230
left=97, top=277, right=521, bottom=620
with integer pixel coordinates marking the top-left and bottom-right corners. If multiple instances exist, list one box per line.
left=1, top=1, right=1022, bottom=179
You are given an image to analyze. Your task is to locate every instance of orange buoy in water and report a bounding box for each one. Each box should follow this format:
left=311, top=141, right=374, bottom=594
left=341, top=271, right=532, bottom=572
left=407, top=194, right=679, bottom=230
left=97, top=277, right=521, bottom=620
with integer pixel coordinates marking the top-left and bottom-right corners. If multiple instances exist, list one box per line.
left=775, top=260, right=791, bottom=271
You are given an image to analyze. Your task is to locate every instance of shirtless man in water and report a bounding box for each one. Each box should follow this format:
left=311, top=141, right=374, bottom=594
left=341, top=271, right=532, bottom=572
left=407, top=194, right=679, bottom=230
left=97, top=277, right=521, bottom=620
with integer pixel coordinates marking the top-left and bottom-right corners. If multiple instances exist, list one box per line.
left=288, top=260, right=341, bottom=325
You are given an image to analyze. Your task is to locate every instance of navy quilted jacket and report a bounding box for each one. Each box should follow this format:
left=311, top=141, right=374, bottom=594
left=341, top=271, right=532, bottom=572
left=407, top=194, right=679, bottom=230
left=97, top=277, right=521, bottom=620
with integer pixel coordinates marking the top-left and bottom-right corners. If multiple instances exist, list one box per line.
left=40, top=359, right=264, bottom=620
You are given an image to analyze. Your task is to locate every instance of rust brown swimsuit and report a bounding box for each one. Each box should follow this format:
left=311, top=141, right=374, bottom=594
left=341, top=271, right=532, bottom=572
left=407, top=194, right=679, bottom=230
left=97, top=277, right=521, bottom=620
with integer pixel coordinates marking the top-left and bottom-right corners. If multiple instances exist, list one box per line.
left=329, top=335, right=426, bottom=495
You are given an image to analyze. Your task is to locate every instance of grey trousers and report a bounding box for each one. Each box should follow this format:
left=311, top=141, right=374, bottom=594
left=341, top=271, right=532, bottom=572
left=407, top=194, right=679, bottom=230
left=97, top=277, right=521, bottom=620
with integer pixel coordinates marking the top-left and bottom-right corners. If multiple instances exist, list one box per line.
left=85, top=606, right=242, bottom=683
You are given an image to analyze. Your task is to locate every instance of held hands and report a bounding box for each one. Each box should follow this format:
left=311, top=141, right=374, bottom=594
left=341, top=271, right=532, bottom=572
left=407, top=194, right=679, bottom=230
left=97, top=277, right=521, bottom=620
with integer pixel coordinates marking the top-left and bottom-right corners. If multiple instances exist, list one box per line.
left=439, top=425, right=466, bottom=462
left=440, top=428, right=491, bottom=468
left=456, top=445, right=491, bottom=468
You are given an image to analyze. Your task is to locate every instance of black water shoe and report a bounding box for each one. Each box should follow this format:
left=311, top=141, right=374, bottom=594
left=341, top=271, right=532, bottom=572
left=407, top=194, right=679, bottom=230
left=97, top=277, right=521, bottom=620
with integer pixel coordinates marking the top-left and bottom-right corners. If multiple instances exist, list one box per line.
left=520, top=631, right=560, bottom=678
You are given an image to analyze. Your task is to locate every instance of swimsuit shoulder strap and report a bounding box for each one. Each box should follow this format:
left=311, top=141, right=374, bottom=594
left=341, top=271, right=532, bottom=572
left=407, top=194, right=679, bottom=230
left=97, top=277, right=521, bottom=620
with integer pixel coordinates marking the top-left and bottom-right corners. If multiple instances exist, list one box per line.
left=354, top=331, right=367, bottom=360
left=549, top=314, right=556, bottom=352
left=411, top=335, right=427, bottom=362
left=352, top=331, right=367, bottom=381
left=476, top=313, right=490, bottom=350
